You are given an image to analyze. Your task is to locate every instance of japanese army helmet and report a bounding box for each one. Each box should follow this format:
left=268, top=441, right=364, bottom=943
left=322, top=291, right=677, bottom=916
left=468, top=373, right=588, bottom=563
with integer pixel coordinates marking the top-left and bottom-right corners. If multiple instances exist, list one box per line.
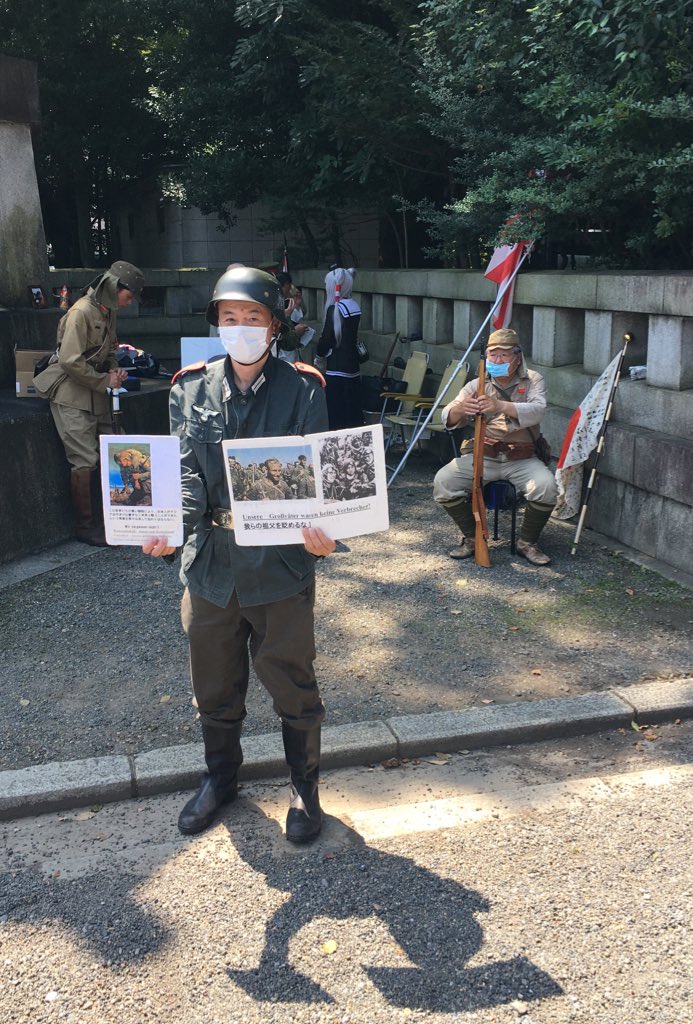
left=206, top=266, right=290, bottom=327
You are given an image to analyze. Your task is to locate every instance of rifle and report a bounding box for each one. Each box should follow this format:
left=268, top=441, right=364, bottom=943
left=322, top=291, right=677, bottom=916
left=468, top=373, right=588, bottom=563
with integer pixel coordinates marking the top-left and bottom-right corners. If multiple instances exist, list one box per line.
left=471, top=347, right=491, bottom=567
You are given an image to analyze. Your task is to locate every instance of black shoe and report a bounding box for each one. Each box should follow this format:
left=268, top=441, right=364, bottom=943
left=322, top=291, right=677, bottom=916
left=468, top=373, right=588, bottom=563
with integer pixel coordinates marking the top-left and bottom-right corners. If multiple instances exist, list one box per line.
left=286, top=782, right=323, bottom=843
left=178, top=773, right=237, bottom=835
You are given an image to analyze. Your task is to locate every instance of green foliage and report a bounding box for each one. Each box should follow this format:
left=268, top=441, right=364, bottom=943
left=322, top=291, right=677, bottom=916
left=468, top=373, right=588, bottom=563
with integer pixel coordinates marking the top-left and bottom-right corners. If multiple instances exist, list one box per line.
left=1, top=0, right=691, bottom=267
left=414, top=0, right=693, bottom=266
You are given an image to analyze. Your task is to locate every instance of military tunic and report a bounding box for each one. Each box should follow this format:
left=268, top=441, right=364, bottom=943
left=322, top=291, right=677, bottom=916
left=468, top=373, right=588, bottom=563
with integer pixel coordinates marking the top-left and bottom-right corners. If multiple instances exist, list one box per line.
left=433, top=365, right=558, bottom=506
left=171, top=355, right=328, bottom=609
left=34, top=290, right=119, bottom=469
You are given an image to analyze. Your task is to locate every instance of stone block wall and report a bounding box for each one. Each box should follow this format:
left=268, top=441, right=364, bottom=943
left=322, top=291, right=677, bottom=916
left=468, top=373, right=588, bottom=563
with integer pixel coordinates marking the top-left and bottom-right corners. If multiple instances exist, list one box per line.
left=298, top=268, right=693, bottom=576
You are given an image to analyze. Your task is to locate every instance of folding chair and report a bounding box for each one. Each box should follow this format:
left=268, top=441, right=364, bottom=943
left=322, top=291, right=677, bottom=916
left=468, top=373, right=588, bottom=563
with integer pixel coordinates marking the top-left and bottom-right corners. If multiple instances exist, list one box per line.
left=385, top=359, right=469, bottom=456
left=379, top=351, right=429, bottom=444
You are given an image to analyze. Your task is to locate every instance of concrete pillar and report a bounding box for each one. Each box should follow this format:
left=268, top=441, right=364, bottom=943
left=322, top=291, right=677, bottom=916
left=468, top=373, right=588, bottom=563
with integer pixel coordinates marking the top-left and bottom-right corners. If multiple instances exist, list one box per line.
left=164, top=287, right=191, bottom=316
left=372, top=293, right=396, bottom=333
left=301, top=287, right=318, bottom=321
left=647, top=315, right=693, bottom=390
left=532, top=307, right=584, bottom=366
left=453, top=299, right=487, bottom=351
left=354, top=291, right=372, bottom=330
left=423, top=297, right=453, bottom=344
left=395, top=295, right=422, bottom=338
left=584, top=311, right=648, bottom=374
left=0, top=57, right=49, bottom=308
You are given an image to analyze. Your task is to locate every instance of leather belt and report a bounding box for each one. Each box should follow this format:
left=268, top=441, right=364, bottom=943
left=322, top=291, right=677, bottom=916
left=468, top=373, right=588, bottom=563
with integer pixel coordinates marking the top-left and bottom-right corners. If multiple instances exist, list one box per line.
left=484, top=439, right=535, bottom=460
left=212, top=507, right=234, bottom=529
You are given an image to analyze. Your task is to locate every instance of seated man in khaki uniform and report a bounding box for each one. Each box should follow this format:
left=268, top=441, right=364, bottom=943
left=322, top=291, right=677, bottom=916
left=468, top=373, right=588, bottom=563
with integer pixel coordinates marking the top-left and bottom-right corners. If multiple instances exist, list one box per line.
left=433, top=328, right=557, bottom=565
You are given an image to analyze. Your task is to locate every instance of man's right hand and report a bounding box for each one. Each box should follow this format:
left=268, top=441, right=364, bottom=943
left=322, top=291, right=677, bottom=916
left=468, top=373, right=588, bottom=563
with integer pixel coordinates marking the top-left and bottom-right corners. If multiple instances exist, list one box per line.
left=446, top=393, right=480, bottom=426
left=142, top=538, right=176, bottom=558
left=108, top=369, right=128, bottom=388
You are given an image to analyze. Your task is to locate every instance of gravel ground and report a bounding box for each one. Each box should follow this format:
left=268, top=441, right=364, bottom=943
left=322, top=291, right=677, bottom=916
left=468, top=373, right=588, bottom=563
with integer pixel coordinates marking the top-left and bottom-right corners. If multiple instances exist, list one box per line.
left=1, top=453, right=691, bottom=770
left=0, top=722, right=691, bottom=1023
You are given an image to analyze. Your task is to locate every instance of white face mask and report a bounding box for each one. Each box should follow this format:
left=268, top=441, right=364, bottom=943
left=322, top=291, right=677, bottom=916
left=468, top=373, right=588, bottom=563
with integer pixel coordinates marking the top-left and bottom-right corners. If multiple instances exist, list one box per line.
left=218, top=325, right=270, bottom=365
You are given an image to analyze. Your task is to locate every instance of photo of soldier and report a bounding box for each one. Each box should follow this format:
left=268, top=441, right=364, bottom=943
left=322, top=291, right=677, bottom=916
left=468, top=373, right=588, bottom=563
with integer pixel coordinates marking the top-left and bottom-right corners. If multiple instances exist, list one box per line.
left=109, top=444, right=152, bottom=506
left=229, top=447, right=317, bottom=502
left=318, top=430, right=377, bottom=503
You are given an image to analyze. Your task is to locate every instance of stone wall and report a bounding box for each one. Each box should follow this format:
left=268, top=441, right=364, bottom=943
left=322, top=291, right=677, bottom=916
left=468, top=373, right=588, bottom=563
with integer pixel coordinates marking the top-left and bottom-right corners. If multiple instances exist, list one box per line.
left=298, top=268, right=693, bottom=575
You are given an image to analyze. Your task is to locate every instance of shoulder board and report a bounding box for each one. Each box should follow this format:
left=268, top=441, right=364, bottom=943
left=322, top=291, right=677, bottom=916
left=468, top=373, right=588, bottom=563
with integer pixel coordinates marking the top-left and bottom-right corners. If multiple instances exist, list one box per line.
left=171, top=361, right=206, bottom=385
left=293, top=361, right=326, bottom=388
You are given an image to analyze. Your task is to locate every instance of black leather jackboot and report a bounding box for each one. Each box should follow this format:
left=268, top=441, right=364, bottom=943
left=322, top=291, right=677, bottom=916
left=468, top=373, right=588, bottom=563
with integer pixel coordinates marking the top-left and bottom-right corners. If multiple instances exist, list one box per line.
left=178, top=722, right=244, bottom=835
left=282, top=722, right=323, bottom=843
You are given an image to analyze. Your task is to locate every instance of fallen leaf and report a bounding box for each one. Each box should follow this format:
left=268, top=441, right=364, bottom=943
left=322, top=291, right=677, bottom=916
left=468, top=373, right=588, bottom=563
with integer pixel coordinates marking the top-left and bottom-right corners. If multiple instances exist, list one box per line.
left=426, top=757, right=449, bottom=766
left=516, top=607, right=526, bottom=613
left=481, top=699, right=494, bottom=705
left=531, top=669, right=542, bottom=676
left=321, top=940, right=337, bottom=955
left=675, top=718, right=682, bottom=725
left=631, top=720, right=642, bottom=732
left=434, top=752, right=450, bottom=761
left=634, top=741, right=644, bottom=751
left=509, top=626, right=519, bottom=632
left=642, top=731, right=658, bottom=741
left=159, top=694, right=171, bottom=704
left=19, top=698, right=31, bottom=707
left=94, top=832, right=113, bottom=841
left=450, top=609, right=462, bottom=616
left=625, top=587, right=634, bottom=596
left=381, top=757, right=401, bottom=769
left=75, top=811, right=96, bottom=821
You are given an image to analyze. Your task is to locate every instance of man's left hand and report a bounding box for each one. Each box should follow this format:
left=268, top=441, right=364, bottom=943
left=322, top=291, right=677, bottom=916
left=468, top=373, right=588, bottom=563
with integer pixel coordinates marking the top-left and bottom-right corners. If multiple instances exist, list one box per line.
left=302, top=527, right=336, bottom=557
left=478, top=394, right=502, bottom=414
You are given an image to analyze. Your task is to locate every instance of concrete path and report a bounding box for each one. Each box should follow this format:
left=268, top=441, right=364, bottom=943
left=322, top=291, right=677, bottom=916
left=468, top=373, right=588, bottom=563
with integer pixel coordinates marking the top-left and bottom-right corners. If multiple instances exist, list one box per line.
left=1, top=677, right=691, bottom=821
left=1, top=722, right=691, bottom=1024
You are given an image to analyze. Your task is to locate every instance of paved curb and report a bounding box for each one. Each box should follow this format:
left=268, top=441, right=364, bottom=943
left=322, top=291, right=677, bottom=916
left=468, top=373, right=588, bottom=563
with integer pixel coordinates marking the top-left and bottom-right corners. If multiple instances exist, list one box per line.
left=0, top=679, right=691, bottom=822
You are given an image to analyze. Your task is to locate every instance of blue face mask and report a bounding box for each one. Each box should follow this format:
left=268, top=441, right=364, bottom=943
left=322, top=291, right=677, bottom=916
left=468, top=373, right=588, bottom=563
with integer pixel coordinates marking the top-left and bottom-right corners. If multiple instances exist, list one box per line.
left=486, top=360, right=511, bottom=378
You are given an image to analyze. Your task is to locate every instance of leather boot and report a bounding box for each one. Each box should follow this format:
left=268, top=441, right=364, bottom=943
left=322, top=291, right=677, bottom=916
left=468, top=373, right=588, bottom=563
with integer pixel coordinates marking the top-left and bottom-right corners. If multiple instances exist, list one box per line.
left=282, top=722, right=322, bottom=843
left=518, top=501, right=554, bottom=565
left=441, top=498, right=476, bottom=559
left=178, top=722, right=243, bottom=835
left=70, top=468, right=107, bottom=546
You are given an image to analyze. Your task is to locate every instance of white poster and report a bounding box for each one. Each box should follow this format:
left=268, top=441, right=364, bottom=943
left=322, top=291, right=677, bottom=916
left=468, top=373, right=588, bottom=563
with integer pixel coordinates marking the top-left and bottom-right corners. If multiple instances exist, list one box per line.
left=222, top=424, right=389, bottom=545
left=99, top=435, right=183, bottom=547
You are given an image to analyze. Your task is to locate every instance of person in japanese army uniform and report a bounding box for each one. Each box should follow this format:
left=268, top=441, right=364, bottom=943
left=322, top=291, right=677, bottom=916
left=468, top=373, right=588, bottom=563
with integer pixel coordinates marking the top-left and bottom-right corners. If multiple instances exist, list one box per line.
left=433, top=328, right=558, bottom=565
left=34, top=261, right=145, bottom=545
left=143, top=266, right=335, bottom=841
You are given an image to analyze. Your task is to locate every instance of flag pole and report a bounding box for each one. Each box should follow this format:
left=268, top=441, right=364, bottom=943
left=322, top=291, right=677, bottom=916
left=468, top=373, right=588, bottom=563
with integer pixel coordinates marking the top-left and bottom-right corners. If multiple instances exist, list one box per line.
left=387, top=241, right=534, bottom=487
left=570, top=334, right=631, bottom=555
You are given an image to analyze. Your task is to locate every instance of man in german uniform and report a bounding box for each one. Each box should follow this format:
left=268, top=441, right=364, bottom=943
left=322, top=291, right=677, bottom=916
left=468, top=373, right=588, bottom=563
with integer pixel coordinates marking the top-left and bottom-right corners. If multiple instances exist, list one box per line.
left=433, top=328, right=558, bottom=565
left=143, top=266, right=335, bottom=841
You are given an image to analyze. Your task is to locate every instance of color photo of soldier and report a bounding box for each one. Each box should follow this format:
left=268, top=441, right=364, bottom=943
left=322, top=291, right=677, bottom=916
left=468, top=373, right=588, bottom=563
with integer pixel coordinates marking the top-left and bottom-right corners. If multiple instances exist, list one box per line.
left=229, top=449, right=316, bottom=502
left=108, top=444, right=152, bottom=506
left=318, top=430, right=376, bottom=503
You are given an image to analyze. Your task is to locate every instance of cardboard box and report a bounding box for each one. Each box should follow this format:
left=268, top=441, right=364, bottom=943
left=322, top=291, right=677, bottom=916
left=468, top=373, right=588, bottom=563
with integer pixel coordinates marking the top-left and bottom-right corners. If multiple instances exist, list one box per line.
left=15, top=349, right=53, bottom=398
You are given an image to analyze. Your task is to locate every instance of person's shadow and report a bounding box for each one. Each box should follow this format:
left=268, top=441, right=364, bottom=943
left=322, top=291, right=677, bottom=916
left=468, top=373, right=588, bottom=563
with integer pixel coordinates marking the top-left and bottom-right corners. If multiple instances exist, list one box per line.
left=227, top=805, right=563, bottom=1012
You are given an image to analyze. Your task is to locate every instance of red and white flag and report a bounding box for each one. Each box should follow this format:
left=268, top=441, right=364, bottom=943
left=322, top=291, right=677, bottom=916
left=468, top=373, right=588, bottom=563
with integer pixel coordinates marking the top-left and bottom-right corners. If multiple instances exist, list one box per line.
left=553, top=351, right=623, bottom=519
left=484, top=242, right=526, bottom=329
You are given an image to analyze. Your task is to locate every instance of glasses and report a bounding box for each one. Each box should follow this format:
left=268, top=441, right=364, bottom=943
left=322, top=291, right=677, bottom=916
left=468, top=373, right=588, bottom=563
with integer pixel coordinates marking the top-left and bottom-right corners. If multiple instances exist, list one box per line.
left=487, top=350, right=516, bottom=362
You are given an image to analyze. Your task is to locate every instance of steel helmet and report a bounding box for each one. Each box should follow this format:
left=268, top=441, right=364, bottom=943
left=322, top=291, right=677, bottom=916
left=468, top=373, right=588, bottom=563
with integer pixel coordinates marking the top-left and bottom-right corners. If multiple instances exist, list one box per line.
left=206, top=266, right=289, bottom=327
